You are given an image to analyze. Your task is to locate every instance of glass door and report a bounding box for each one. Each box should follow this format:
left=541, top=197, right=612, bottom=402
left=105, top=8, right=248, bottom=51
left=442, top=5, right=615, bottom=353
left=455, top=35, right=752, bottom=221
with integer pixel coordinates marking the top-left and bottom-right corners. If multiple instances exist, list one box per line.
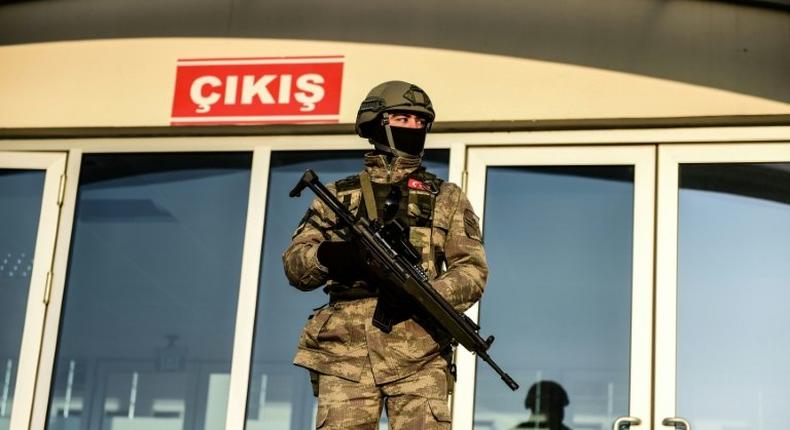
left=457, top=146, right=655, bottom=430
left=0, top=152, right=66, bottom=430
left=239, top=149, right=450, bottom=430
left=39, top=152, right=254, bottom=430
left=655, top=143, right=790, bottom=430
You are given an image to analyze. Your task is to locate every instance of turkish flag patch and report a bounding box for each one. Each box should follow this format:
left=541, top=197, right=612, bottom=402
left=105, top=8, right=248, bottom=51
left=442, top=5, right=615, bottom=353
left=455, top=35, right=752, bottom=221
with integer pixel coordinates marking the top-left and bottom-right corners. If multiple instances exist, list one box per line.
left=408, top=178, right=431, bottom=192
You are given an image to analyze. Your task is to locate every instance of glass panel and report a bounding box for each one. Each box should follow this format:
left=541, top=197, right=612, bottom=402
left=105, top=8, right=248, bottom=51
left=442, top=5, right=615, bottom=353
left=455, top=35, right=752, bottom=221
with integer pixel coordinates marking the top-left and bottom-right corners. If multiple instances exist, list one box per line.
left=474, top=166, right=635, bottom=430
left=246, top=150, right=449, bottom=430
left=677, top=163, right=790, bottom=430
left=46, top=153, right=252, bottom=430
left=0, top=170, right=45, bottom=430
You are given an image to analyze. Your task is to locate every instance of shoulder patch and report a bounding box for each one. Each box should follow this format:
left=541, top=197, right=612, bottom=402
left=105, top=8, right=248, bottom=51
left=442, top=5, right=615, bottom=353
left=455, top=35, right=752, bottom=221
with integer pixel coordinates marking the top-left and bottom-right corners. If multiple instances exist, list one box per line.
left=463, top=208, right=483, bottom=242
left=412, top=168, right=444, bottom=194
left=408, top=177, right=432, bottom=192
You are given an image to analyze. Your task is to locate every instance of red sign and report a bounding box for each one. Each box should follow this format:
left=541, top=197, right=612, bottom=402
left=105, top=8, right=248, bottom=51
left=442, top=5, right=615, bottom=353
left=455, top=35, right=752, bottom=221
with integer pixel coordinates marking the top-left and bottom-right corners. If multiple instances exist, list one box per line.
left=171, top=56, right=344, bottom=125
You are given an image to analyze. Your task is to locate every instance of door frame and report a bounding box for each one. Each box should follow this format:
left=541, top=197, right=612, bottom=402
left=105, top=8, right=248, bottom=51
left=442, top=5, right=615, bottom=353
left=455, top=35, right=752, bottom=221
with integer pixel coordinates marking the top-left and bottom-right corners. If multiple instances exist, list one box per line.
left=458, top=145, right=656, bottom=430
left=0, top=152, right=67, bottom=430
left=654, top=142, right=790, bottom=430
left=226, top=140, right=462, bottom=429
left=24, top=139, right=460, bottom=430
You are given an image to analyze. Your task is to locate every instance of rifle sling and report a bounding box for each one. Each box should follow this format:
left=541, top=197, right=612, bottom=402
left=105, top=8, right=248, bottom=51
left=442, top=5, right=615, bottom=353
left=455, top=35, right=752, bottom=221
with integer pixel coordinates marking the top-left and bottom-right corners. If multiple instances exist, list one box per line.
left=359, top=171, right=378, bottom=221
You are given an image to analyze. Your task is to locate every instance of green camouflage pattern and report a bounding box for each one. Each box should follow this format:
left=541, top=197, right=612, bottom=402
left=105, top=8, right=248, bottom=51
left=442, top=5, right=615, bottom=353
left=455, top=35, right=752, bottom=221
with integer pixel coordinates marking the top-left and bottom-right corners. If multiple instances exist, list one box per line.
left=282, top=152, right=488, bottom=426
left=315, top=356, right=451, bottom=429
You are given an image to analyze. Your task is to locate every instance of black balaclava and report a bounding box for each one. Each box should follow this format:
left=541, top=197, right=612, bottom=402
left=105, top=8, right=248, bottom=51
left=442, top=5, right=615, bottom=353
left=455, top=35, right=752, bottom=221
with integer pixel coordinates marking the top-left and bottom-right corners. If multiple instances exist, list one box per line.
left=366, top=113, right=428, bottom=158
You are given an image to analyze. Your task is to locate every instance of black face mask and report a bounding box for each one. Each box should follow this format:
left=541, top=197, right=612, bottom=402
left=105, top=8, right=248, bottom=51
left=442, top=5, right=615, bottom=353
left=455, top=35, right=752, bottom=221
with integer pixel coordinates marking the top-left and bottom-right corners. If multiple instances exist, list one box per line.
left=368, top=124, right=427, bottom=157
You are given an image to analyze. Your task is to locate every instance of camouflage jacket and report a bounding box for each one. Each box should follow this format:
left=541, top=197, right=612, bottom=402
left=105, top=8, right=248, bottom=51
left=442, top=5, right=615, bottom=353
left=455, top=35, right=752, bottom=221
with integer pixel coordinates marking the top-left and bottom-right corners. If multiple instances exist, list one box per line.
left=283, top=152, right=488, bottom=384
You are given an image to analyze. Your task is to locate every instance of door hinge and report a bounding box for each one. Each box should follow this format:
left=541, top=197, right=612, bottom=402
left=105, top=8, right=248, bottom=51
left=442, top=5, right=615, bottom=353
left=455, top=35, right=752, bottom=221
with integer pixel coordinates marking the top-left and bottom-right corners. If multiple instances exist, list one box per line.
left=43, top=271, right=53, bottom=305
left=57, top=174, right=66, bottom=207
left=461, top=170, right=469, bottom=193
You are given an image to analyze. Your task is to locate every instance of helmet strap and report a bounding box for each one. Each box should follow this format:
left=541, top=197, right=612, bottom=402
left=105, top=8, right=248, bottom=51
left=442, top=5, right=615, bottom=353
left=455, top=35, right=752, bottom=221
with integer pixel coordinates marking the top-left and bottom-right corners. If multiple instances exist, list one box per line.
left=383, top=114, right=397, bottom=152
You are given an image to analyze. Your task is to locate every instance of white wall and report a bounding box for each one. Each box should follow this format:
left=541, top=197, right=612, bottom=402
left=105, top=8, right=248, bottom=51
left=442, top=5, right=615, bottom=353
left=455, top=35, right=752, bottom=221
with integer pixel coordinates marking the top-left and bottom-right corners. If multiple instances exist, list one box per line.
left=1, top=38, right=788, bottom=128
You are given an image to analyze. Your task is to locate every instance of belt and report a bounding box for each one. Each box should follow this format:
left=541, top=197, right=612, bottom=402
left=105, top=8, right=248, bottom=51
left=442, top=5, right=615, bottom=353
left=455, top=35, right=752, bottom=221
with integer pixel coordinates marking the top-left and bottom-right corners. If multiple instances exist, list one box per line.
left=328, top=286, right=379, bottom=303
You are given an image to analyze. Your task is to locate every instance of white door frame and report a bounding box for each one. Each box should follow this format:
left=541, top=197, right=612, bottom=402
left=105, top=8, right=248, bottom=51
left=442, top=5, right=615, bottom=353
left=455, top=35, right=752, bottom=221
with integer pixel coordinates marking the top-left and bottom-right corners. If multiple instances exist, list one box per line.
left=458, top=145, right=655, bottom=430
left=654, top=142, right=790, bottom=430
left=0, top=152, right=67, bottom=430
left=225, top=140, right=461, bottom=429
left=24, top=139, right=459, bottom=430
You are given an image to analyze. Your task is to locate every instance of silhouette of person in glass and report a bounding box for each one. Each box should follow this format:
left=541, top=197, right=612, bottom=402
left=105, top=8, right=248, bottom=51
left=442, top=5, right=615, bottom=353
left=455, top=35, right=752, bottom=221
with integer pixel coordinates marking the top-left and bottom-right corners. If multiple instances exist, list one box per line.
left=513, top=380, right=572, bottom=430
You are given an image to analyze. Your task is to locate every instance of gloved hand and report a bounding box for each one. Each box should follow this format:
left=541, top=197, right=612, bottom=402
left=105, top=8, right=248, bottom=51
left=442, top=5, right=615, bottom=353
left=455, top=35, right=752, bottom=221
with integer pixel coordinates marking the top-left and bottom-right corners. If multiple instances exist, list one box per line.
left=316, top=240, right=367, bottom=283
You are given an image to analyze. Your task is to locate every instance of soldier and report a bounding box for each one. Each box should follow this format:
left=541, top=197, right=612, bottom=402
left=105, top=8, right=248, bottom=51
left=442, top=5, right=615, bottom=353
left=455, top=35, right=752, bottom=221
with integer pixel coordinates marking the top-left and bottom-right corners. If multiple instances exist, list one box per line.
left=283, top=80, right=488, bottom=429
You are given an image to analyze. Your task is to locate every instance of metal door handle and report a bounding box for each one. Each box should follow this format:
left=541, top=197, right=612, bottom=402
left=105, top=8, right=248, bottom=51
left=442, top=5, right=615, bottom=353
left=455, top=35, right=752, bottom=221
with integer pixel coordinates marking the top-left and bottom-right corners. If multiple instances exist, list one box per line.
left=613, top=416, right=641, bottom=430
left=662, top=417, right=691, bottom=430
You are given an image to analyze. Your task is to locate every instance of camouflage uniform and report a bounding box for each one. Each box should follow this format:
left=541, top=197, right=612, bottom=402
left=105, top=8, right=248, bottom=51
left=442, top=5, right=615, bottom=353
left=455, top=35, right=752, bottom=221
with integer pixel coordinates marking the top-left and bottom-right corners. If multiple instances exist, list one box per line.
left=283, top=152, right=488, bottom=429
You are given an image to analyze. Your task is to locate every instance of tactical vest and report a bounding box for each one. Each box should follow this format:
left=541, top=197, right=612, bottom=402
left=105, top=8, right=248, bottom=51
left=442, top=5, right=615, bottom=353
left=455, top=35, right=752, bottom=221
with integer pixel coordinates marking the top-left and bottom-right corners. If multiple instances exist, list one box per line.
left=332, top=167, right=445, bottom=282
left=335, top=166, right=442, bottom=225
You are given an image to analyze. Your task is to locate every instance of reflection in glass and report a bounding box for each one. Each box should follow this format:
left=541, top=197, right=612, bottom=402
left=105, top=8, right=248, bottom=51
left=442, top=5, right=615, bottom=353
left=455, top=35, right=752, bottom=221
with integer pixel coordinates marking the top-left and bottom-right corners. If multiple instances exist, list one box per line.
left=0, top=170, right=45, bottom=430
left=474, top=166, right=634, bottom=430
left=677, top=163, right=790, bottom=430
left=246, top=150, right=449, bottom=430
left=514, top=381, right=571, bottom=430
left=46, top=153, right=252, bottom=430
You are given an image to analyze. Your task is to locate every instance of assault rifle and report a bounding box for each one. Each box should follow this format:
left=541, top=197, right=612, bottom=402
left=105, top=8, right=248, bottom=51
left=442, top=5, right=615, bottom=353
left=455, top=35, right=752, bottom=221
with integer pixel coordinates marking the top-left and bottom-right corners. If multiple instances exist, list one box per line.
left=289, top=169, right=519, bottom=391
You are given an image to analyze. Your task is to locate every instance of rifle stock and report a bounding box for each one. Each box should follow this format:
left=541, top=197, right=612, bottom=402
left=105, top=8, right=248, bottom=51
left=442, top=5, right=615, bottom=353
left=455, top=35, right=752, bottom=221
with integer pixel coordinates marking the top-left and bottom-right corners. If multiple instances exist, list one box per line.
left=291, top=169, right=519, bottom=391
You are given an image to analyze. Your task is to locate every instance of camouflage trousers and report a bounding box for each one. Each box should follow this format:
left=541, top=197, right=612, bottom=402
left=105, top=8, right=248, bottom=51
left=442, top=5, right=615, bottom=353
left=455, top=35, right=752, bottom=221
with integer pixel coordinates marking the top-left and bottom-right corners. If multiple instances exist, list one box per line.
left=315, top=356, right=452, bottom=430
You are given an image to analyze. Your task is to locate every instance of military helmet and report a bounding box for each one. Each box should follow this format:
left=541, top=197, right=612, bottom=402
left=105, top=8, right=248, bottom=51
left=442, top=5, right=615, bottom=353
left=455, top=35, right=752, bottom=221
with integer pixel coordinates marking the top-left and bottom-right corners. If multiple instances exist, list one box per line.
left=355, top=81, right=435, bottom=138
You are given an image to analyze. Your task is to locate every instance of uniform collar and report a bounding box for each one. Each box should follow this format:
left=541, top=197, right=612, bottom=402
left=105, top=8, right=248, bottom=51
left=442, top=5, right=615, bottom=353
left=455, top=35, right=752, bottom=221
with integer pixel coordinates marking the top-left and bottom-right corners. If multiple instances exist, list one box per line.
left=363, top=152, right=422, bottom=184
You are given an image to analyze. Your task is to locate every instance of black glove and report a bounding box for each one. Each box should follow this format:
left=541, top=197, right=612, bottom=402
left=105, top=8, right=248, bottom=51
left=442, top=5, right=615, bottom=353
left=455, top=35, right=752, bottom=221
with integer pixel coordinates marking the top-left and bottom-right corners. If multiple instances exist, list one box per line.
left=317, top=240, right=367, bottom=283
